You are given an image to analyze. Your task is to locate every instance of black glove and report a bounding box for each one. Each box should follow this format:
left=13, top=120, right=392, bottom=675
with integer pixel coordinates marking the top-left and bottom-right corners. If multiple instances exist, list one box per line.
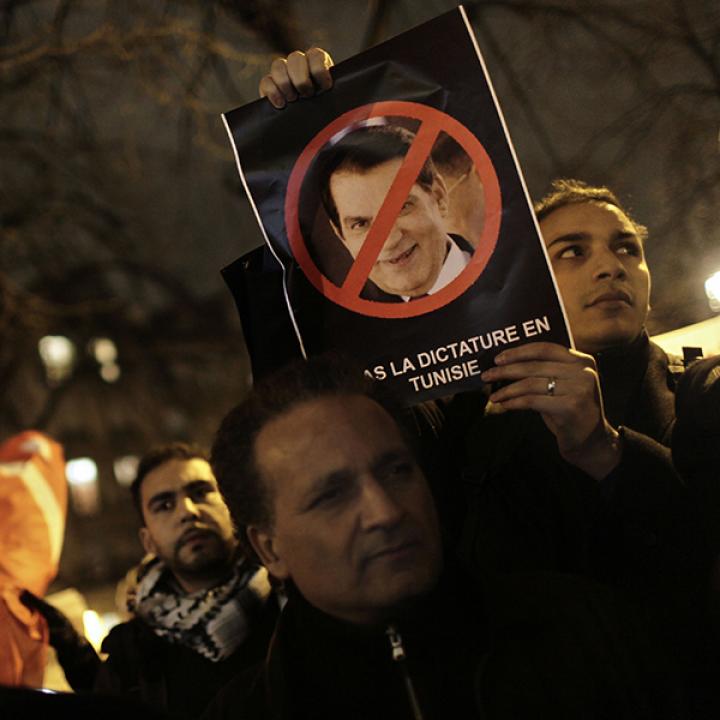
left=20, top=589, right=102, bottom=692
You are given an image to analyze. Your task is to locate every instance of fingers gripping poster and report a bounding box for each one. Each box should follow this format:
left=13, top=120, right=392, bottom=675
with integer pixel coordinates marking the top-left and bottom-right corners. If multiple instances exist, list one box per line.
left=223, top=6, right=571, bottom=404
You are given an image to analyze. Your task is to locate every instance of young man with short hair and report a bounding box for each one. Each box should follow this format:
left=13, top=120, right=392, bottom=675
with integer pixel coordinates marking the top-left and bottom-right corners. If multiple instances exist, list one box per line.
left=95, top=443, right=274, bottom=719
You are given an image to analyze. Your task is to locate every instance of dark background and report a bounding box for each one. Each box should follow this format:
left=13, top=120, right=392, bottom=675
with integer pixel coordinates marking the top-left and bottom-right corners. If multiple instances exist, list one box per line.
left=1, top=0, right=718, bottom=590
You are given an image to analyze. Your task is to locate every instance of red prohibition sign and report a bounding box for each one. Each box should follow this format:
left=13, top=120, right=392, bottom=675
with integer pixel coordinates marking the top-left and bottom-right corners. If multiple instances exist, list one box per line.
left=285, top=101, right=502, bottom=319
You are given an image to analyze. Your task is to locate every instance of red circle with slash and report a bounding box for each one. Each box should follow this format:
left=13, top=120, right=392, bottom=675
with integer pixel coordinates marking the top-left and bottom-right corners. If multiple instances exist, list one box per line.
left=285, top=101, right=501, bottom=319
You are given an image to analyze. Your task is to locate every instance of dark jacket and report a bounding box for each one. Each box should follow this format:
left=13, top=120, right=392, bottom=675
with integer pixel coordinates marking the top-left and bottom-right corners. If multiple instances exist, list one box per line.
left=203, top=572, right=675, bottom=720
left=94, top=599, right=277, bottom=719
left=595, top=332, right=681, bottom=446
left=672, top=352, right=720, bottom=549
left=672, top=352, right=720, bottom=581
left=439, top=333, right=704, bottom=591
left=202, top=578, right=485, bottom=720
left=671, top=354, right=720, bottom=716
left=433, top=334, right=708, bottom=713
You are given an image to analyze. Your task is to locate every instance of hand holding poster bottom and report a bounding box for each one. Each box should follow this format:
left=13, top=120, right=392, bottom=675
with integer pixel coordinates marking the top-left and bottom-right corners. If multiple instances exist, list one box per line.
left=222, top=7, right=572, bottom=404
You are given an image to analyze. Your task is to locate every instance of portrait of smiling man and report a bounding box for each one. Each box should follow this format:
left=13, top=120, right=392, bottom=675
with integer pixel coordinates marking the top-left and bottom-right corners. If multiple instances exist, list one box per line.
left=316, top=124, right=473, bottom=302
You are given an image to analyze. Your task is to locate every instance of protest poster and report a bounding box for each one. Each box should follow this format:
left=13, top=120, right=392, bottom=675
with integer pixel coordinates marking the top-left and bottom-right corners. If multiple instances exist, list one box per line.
left=222, top=6, right=572, bottom=404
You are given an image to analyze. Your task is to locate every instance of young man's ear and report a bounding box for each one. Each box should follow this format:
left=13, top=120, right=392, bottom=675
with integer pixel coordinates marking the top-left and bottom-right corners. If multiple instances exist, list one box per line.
left=247, top=525, right=289, bottom=581
left=139, top=527, right=157, bottom=557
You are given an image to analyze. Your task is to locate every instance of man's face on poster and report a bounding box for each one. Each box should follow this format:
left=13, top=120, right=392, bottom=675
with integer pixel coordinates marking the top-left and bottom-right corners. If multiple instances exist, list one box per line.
left=329, top=158, right=451, bottom=298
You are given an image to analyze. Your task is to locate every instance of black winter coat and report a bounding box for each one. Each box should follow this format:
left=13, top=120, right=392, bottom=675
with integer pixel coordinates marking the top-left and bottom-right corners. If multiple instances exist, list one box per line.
left=202, top=572, right=677, bottom=720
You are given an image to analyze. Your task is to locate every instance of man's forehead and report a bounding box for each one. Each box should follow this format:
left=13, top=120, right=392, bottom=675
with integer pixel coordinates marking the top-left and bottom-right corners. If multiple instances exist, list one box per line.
left=332, top=159, right=393, bottom=193
left=540, top=200, right=637, bottom=240
left=254, top=395, right=403, bottom=481
left=334, top=155, right=402, bottom=178
left=141, top=457, right=214, bottom=500
left=541, top=199, right=635, bottom=227
left=332, top=172, right=434, bottom=229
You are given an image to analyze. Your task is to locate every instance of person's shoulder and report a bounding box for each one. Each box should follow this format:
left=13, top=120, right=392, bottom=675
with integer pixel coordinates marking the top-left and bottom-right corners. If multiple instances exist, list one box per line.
left=94, top=619, right=146, bottom=694
left=647, top=338, right=684, bottom=384
left=673, top=354, right=720, bottom=478
left=100, top=617, right=138, bottom=650
left=359, top=283, right=404, bottom=302
left=100, top=615, right=165, bottom=661
left=676, top=354, right=720, bottom=398
left=226, top=589, right=280, bottom=669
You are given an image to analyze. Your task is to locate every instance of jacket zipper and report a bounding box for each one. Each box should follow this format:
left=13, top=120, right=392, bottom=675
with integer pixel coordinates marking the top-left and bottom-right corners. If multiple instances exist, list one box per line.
left=386, top=624, right=425, bottom=720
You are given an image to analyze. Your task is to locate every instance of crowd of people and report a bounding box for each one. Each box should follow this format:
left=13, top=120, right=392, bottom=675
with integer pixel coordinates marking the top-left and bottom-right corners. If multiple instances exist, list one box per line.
left=2, top=47, right=720, bottom=719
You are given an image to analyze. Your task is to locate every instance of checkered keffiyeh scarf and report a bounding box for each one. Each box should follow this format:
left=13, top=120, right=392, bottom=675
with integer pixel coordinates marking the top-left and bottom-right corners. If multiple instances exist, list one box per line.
left=127, top=556, right=271, bottom=662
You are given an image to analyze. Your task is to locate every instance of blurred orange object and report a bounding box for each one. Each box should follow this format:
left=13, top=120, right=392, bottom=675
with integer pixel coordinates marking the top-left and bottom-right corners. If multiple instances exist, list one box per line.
left=0, top=431, right=67, bottom=687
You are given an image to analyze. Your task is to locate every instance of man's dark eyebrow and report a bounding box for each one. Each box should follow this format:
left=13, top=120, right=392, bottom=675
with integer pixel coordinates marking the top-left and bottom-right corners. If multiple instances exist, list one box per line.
left=546, top=232, right=590, bottom=249
left=343, top=214, right=370, bottom=226
left=147, top=490, right=175, bottom=509
left=184, top=479, right=215, bottom=491
left=547, top=229, right=639, bottom=250
left=613, top=230, right=639, bottom=242
left=308, top=468, right=353, bottom=494
left=147, top=480, right=214, bottom=509
left=300, top=468, right=353, bottom=511
left=371, top=448, right=413, bottom=474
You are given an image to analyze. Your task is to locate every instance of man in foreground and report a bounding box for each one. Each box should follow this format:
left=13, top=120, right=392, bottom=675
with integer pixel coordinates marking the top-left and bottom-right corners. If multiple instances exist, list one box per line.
left=94, top=443, right=274, bottom=719
left=204, top=357, right=671, bottom=719
left=207, top=360, right=476, bottom=718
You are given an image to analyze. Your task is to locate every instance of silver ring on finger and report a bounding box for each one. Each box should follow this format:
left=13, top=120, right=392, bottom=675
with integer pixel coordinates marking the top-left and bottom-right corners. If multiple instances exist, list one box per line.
left=546, top=377, right=557, bottom=396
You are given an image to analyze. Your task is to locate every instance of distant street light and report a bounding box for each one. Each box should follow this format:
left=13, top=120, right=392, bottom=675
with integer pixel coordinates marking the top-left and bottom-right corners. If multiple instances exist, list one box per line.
left=113, top=455, right=139, bottom=487
left=38, top=335, right=76, bottom=384
left=89, top=338, right=117, bottom=365
left=89, top=337, right=121, bottom=383
left=65, top=457, right=100, bottom=515
left=100, top=363, right=121, bottom=383
left=706, top=270, right=720, bottom=312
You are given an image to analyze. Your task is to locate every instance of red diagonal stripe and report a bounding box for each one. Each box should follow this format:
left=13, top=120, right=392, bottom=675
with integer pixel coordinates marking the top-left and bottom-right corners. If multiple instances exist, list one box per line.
left=340, top=119, right=443, bottom=299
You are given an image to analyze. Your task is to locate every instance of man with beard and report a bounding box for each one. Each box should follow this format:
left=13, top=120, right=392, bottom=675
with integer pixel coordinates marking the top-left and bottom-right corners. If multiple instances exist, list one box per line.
left=94, top=443, right=275, bottom=719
